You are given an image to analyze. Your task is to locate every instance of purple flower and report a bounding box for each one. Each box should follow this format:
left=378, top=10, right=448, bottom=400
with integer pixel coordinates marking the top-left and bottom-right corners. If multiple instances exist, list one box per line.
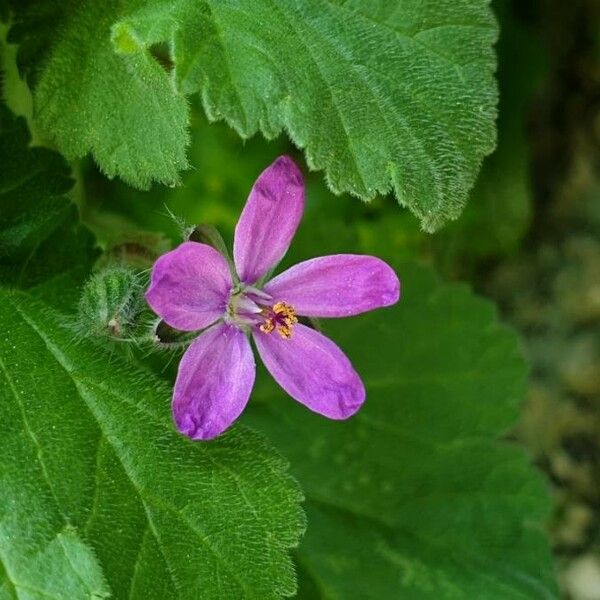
left=146, top=156, right=400, bottom=440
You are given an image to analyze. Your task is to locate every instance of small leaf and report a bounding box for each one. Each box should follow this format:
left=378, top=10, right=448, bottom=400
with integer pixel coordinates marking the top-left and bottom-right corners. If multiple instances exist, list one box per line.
left=247, top=263, right=558, bottom=599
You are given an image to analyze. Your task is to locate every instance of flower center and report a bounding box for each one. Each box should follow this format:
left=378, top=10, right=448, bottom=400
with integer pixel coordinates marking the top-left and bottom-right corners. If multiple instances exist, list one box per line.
left=259, top=301, right=298, bottom=339
left=226, top=288, right=298, bottom=339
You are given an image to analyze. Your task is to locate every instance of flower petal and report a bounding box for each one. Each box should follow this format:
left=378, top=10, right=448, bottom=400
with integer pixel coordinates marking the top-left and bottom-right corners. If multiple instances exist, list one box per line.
left=146, top=241, right=232, bottom=331
left=233, top=155, right=304, bottom=284
left=264, top=254, right=400, bottom=317
left=173, top=324, right=255, bottom=440
left=254, top=324, right=365, bottom=419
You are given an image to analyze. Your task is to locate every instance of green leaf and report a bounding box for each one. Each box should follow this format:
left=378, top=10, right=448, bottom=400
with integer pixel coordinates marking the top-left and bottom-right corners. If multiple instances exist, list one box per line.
left=9, top=0, right=498, bottom=229
left=0, top=290, right=305, bottom=599
left=0, top=527, right=110, bottom=600
left=7, top=0, right=189, bottom=189
left=0, top=104, right=98, bottom=310
left=246, top=263, right=558, bottom=599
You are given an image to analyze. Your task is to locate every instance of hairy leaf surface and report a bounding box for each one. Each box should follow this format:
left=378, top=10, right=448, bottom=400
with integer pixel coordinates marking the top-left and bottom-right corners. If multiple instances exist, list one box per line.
left=8, top=0, right=498, bottom=229
left=0, top=291, right=305, bottom=599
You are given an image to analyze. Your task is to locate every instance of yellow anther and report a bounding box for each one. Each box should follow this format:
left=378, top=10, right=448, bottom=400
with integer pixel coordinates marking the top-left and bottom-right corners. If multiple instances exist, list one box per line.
left=261, top=301, right=297, bottom=339
left=273, top=301, right=296, bottom=318
left=278, top=325, right=292, bottom=339
left=260, top=319, right=275, bottom=334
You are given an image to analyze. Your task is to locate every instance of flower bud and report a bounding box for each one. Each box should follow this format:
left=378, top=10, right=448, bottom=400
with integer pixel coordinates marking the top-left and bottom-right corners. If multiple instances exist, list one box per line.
left=77, top=266, right=142, bottom=340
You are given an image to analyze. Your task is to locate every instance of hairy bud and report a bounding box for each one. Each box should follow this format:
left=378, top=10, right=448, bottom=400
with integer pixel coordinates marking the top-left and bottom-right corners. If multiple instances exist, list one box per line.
left=77, top=266, right=143, bottom=340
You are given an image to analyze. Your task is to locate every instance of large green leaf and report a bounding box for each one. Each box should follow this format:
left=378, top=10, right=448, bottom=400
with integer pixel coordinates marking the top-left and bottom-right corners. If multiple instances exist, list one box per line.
left=7, top=0, right=498, bottom=230
left=0, top=291, right=304, bottom=599
left=246, top=263, right=558, bottom=599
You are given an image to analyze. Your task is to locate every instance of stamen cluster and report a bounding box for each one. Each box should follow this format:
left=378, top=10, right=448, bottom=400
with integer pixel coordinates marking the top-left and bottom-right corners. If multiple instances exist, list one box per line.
left=260, top=301, right=298, bottom=339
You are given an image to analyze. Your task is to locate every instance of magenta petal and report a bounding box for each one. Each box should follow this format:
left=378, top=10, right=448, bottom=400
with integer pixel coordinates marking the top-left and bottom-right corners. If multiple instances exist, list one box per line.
left=146, top=241, right=232, bottom=331
left=233, top=156, right=304, bottom=284
left=254, top=324, right=365, bottom=419
left=173, top=324, right=255, bottom=440
left=264, top=254, right=400, bottom=317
